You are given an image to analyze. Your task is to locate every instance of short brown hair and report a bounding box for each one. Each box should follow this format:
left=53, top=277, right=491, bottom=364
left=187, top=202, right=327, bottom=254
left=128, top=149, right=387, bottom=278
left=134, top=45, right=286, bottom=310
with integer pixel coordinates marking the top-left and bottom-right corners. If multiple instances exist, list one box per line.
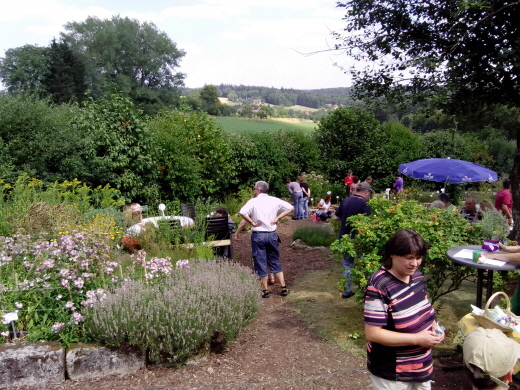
left=382, top=229, right=428, bottom=269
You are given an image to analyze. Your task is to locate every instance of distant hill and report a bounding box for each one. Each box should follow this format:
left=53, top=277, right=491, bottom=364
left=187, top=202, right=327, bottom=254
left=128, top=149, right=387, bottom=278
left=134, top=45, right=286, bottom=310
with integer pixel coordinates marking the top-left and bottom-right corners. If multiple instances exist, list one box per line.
left=182, top=84, right=352, bottom=109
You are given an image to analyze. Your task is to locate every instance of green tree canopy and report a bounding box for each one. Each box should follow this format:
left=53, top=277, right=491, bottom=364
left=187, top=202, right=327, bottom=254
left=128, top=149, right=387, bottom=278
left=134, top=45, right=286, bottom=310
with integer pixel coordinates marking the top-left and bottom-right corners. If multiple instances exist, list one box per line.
left=74, top=91, right=160, bottom=202
left=61, top=15, right=186, bottom=114
left=335, top=0, right=520, bottom=113
left=44, top=39, right=87, bottom=104
left=199, top=85, right=221, bottom=115
left=0, top=45, right=49, bottom=96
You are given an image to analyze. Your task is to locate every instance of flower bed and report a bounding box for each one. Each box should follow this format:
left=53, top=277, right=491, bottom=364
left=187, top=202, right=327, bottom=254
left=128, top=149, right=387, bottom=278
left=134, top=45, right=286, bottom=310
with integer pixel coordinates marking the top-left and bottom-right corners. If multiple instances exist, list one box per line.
left=1, top=229, right=260, bottom=360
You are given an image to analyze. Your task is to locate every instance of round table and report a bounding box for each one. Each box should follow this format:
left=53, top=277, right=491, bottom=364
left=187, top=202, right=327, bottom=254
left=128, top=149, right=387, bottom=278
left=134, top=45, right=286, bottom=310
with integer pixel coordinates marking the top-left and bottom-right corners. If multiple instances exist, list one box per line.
left=446, top=245, right=520, bottom=308
left=127, top=216, right=195, bottom=236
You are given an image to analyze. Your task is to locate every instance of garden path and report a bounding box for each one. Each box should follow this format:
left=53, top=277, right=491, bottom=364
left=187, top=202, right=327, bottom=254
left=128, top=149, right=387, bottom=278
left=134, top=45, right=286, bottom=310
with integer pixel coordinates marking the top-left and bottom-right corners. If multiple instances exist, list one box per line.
left=15, top=219, right=483, bottom=390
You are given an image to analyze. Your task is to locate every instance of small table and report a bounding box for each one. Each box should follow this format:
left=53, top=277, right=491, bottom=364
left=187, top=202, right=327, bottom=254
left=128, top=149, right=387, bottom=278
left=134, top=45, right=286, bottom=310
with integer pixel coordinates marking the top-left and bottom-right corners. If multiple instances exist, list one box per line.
left=127, top=216, right=195, bottom=236
left=446, top=245, right=520, bottom=308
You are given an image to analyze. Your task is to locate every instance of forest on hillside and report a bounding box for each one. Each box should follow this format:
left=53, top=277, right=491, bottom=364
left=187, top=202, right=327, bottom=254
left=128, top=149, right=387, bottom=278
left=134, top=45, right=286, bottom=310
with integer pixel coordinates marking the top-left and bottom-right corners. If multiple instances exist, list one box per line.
left=182, top=84, right=353, bottom=109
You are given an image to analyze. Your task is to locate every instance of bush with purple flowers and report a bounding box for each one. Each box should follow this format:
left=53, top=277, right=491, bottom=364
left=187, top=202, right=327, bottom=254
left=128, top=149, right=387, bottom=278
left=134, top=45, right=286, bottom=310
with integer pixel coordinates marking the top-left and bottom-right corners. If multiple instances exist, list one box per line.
left=83, top=259, right=260, bottom=363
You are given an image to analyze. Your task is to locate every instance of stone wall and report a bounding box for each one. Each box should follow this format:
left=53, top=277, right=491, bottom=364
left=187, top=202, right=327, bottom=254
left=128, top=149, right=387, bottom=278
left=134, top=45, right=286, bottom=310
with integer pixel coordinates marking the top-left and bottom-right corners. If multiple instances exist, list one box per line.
left=0, top=342, right=145, bottom=388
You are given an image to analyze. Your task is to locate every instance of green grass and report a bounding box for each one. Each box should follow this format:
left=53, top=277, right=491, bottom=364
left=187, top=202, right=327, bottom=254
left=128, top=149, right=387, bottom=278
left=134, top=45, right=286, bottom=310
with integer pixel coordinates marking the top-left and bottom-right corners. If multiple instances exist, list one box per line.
left=214, top=117, right=316, bottom=134
left=287, top=264, right=479, bottom=356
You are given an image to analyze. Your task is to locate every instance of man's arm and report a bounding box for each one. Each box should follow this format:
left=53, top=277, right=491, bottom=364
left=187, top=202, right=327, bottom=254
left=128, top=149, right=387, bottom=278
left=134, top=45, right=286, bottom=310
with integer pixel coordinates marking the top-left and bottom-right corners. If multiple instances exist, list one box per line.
left=502, top=204, right=513, bottom=225
left=239, top=213, right=261, bottom=227
left=271, top=208, right=294, bottom=225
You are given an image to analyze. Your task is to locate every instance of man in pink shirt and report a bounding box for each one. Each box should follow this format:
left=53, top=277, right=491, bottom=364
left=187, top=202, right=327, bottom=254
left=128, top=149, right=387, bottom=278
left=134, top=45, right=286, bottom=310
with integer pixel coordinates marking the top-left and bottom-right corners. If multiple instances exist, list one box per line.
left=495, top=178, right=513, bottom=226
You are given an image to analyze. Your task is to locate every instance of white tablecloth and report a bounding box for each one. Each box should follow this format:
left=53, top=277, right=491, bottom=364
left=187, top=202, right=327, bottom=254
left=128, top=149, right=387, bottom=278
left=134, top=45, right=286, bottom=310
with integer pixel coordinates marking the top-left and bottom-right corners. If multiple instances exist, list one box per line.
left=127, top=216, right=194, bottom=236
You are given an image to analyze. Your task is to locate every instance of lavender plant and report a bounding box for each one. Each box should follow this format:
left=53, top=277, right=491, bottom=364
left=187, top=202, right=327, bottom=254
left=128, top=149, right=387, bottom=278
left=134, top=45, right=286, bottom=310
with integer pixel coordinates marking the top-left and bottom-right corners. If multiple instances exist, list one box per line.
left=83, top=259, right=260, bottom=363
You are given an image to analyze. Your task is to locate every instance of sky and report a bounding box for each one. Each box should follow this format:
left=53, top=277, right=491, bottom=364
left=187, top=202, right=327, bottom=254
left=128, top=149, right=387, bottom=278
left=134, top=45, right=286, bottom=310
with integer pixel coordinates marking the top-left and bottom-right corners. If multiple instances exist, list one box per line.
left=0, top=0, right=354, bottom=90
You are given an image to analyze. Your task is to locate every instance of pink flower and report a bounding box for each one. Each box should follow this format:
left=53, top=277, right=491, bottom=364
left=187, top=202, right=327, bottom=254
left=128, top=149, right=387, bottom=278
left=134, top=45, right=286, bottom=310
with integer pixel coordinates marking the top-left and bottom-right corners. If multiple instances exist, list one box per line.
left=51, top=322, right=65, bottom=333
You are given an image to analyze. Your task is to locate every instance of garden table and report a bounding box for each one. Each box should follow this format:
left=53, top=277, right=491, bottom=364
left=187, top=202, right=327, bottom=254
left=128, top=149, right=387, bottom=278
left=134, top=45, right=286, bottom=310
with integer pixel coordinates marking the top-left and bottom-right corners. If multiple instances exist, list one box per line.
left=446, top=245, right=520, bottom=308
left=127, top=216, right=194, bottom=236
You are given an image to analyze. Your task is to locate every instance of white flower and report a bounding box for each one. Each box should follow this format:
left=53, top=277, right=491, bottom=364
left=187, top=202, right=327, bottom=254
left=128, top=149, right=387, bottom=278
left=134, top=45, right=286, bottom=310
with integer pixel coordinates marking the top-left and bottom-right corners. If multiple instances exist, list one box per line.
left=1, top=331, right=9, bottom=337
left=14, top=302, right=23, bottom=309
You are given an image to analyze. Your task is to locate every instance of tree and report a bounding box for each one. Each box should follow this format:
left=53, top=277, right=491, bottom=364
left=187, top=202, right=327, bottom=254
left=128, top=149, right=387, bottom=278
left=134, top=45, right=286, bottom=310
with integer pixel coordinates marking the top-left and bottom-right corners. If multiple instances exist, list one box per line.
left=199, top=85, right=221, bottom=115
left=61, top=16, right=186, bottom=113
left=149, top=109, right=235, bottom=200
left=227, top=91, right=238, bottom=102
left=74, top=92, right=160, bottom=202
left=256, top=105, right=274, bottom=120
left=0, top=45, right=49, bottom=96
left=334, top=0, right=520, bottom=239
left=314, top=107, right=385, bottom=185
left=43, top=39, right=87, bottom=104
left=0, top=94, right=90, bottom=183
left=240, top=105, right=254, bottom=119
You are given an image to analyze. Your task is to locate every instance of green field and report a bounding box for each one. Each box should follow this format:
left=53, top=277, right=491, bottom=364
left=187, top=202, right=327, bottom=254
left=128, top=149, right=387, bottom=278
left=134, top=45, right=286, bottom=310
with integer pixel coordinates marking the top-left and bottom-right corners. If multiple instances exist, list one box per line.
left=214, top=117, right=317, bottom=134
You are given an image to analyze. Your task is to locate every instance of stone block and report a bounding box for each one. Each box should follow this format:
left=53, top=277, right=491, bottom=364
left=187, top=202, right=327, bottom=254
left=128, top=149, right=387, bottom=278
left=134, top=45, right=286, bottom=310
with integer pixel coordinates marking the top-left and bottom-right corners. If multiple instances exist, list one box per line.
left=0, top=342, right=64, bottom=387
left=66, top=343, right=145, bottom=380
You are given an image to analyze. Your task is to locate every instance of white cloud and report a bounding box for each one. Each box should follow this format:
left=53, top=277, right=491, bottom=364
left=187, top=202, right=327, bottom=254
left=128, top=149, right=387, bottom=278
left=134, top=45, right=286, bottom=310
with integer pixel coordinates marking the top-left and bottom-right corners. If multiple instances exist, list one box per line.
left=0, top=0, right=354, bottom=89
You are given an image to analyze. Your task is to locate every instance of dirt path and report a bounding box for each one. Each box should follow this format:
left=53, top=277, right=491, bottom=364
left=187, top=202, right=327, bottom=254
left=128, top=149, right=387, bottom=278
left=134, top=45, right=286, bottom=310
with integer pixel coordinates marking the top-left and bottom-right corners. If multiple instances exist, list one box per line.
left=17, top=219, right=479, bottom=389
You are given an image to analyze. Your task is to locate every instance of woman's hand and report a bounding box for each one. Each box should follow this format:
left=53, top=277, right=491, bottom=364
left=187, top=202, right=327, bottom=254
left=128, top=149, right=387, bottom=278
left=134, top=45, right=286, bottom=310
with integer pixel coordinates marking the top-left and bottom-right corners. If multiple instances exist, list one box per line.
left=414, top=328, right=444, bottom=348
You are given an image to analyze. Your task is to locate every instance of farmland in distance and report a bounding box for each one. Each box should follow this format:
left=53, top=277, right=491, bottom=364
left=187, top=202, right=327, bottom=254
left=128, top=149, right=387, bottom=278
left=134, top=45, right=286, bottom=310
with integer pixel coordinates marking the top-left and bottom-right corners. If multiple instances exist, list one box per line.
left=214, top=117, right=317, bottom=134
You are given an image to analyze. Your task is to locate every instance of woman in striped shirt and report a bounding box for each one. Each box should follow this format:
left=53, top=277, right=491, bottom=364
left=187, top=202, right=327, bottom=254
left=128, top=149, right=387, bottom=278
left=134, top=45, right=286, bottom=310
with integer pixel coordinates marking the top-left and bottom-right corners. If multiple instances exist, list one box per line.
left=364, top=229, right=444, bottom=390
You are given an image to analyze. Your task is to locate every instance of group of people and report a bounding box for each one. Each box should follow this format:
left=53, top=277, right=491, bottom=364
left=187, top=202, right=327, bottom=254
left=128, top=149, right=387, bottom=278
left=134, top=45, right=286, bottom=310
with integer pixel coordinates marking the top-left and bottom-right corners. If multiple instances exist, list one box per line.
left=285, top=177, right=310, bottom=220
left=238, top=177, right=519, bottom=389
left=428, top=178, right=513, bottom=227
left=117, top=170, right=516, bottom=390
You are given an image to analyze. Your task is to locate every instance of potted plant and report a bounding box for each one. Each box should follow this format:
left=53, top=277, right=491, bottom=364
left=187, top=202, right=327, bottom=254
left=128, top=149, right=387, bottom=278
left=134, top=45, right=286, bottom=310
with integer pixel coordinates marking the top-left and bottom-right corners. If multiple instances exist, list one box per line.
left=480, top=210, right=509, bottom=251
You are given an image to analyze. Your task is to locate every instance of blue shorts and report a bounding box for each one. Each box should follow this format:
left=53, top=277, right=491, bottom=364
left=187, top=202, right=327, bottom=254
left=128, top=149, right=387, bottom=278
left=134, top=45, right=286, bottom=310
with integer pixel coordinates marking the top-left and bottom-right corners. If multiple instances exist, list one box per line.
left=251, top=231, right=282, bottom=277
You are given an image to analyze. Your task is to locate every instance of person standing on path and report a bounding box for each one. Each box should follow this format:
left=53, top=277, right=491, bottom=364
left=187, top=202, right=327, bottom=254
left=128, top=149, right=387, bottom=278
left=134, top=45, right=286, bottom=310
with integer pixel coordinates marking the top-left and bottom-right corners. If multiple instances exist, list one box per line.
left=334, top=182, right=372, bottom=298
left=299, top=176, right=310, bottom=219
left=344, top=170, right=354, bottom=195
left=286, top=178, right=303, bottom=220
left=240, top=181, right=293, bottom=298
left=495, top=178, right=513, bottom=226
left=393, top=172, right=404, bottom=193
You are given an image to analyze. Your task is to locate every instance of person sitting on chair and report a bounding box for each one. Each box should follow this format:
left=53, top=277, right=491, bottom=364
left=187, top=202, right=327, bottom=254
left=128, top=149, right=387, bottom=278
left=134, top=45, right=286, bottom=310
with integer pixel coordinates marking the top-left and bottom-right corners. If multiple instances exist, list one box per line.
left=215, top=207, right=234, bottom=232
left=460, top=198, right=482, bottom=223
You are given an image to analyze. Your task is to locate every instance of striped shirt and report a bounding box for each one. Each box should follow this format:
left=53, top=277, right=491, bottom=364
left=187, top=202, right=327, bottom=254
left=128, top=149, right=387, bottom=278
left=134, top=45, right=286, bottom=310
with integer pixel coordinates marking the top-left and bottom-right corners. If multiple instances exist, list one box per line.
left=364, top=267, right=436, bottom=382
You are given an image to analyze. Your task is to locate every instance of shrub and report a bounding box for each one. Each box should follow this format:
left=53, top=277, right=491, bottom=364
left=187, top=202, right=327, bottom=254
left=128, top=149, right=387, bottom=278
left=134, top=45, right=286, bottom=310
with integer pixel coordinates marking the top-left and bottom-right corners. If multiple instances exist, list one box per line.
left=83, top=259, right=259, bottom=363
left=330, top=198, right=482, bottom=303
left=150, top=109, right=235, bottom=201
left=292, top=226, right=336, bottom=247
left=0, top=230, right=120, bottom=345
left=0, top=175, right=126, bottom=236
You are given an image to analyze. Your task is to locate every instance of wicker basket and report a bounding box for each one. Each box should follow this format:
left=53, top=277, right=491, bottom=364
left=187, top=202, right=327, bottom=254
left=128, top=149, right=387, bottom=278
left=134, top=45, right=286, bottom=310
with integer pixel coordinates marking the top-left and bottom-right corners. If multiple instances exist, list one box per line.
left=472, top=291, right=519, bottom=333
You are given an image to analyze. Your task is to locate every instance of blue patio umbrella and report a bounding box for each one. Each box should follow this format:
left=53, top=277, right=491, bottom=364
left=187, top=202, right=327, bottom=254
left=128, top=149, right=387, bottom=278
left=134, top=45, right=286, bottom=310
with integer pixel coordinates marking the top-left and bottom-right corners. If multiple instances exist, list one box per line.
left=398, top=158, right=498, bottom=184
